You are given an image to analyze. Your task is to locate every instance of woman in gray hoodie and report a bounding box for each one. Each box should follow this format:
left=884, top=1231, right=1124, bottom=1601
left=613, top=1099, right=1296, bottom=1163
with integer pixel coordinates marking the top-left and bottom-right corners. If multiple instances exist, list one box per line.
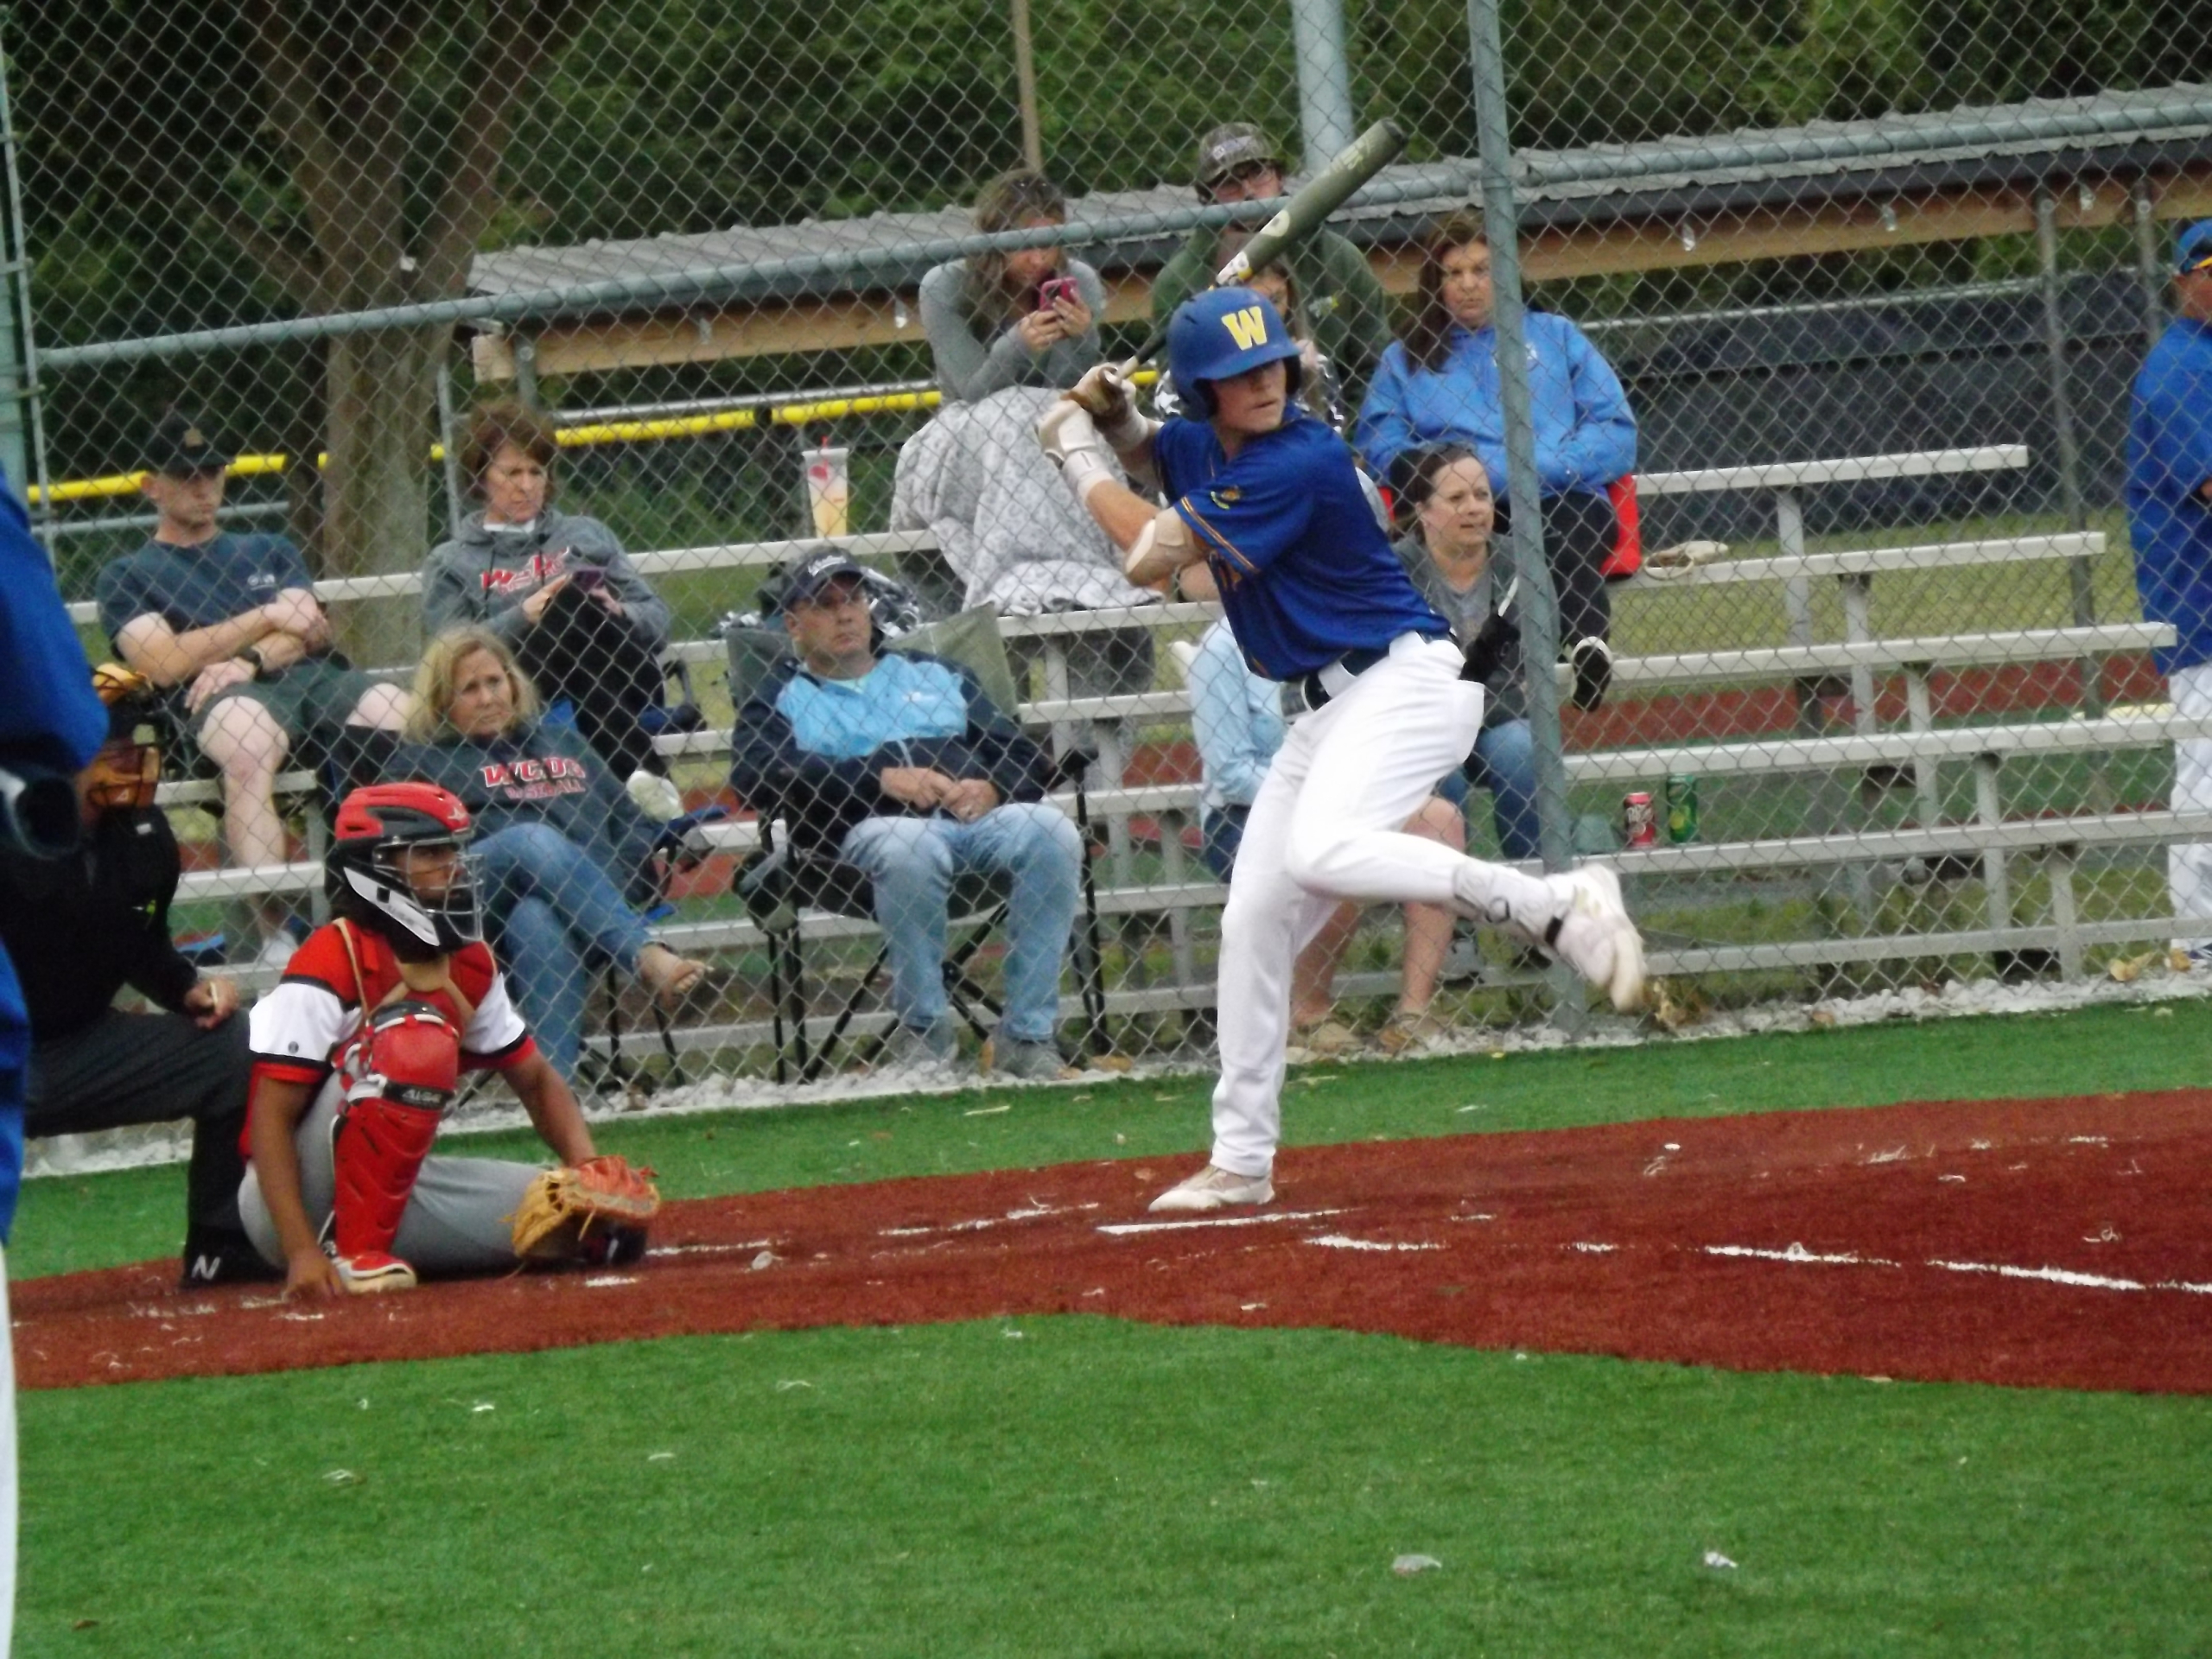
left=422, top=401, right=676, bottom=785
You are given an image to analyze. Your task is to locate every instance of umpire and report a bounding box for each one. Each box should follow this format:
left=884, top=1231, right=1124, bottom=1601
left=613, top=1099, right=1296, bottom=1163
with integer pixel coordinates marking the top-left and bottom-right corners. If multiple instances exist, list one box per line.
left=0, top=666, right=265, bottom=1285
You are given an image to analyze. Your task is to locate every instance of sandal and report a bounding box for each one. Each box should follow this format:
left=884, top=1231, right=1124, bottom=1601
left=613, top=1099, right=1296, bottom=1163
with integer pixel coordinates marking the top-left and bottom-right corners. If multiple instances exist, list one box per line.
left=1291, top=1015, right=1362, bottom=1057
left=1377, top=1009, right=1452, bottom=1057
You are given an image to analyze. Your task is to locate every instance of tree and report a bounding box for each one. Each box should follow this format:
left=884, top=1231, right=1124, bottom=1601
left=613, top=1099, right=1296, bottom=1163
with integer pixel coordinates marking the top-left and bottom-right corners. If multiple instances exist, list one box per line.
left=228, top=0, right=601, bottom=659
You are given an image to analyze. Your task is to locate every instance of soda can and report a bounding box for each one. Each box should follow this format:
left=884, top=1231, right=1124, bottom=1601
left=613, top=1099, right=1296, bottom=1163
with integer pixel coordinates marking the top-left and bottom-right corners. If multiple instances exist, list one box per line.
left=1665, top=773, right=1700, bottom=843
left=1624, top=791, right=1657, bottom=848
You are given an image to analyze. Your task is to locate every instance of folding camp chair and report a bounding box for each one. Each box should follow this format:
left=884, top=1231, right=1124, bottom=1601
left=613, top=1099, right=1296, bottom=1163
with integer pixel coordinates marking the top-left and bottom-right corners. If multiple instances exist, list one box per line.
left=728, top=607, right=1108, bottom=1084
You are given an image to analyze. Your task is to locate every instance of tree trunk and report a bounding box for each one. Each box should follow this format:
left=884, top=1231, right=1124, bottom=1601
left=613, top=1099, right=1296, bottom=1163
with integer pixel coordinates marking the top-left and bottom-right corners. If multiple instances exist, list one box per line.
left=322, top=324, right=445, bottom=669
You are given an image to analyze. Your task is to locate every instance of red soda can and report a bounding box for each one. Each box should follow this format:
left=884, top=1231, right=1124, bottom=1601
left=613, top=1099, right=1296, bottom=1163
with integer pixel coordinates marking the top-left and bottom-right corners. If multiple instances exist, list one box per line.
left=1624, top=791, right=1657, bottom=847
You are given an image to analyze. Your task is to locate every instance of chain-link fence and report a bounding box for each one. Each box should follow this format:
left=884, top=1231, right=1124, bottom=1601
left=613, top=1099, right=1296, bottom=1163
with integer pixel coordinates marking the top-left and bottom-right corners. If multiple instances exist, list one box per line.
left=8, top=0, right=2212, bottom=1108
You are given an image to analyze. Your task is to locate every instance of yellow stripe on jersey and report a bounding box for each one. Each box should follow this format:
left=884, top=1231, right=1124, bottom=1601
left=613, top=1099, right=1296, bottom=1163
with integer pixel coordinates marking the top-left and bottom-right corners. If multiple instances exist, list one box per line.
left=1176, top=499, right=1260, bottom=574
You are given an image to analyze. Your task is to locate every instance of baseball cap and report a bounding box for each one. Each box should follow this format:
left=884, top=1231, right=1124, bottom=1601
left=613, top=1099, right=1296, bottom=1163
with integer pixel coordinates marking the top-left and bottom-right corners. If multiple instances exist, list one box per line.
left=779, top=547, right=868, bottom=610
left=145, top=410, right=232, bottom=476
left=1193, top=123, right=1282, bottom=190
left=2176, top=219, right=2212, bottom=276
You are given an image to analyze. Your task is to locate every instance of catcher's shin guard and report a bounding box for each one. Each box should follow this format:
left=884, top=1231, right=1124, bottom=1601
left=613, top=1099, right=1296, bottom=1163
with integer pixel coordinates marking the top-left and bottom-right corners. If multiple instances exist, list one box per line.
left=329, top=1001, right=460, bottom=1292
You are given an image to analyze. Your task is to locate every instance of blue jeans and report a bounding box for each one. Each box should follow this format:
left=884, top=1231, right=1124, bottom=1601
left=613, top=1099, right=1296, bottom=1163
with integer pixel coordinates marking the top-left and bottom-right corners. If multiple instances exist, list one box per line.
left=1199, top=805, right=1249, bottom=880
left=839, top=804, right=1082, bottom=1043
left=474, top=822, right=652, bottom=1078
left=1435, top=718, right=1540, bottom=861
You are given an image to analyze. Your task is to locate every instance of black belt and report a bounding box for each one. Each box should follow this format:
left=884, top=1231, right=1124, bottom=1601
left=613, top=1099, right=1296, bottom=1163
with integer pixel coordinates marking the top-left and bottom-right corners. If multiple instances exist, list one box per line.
left=1297, top=645, right=1391, bottom=713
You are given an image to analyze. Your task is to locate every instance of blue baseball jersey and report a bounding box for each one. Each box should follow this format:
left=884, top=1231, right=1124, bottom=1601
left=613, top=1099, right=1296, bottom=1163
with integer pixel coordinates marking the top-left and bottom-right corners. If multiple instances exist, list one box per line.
left=2126, top=316, right=2212, bottom=674
left=95, top=531, right=312, bottom=648
left=1155, top=407, right=1447, bottom=681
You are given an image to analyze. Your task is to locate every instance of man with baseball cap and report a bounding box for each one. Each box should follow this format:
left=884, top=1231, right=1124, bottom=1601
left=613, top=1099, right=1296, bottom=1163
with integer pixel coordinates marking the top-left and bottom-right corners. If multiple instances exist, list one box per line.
left=729, top=549, right=1084, bottom=1081
left=95, top=412, right=410, bottom=965
left=2127, top=220, right=2212, bottom=963
left=1148, top=122, right=1391, bottom=408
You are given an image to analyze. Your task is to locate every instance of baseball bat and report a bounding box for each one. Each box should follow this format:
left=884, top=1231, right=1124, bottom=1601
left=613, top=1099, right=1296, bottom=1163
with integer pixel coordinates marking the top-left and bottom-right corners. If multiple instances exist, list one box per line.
left=1118, top=117, right=1407, bottom=372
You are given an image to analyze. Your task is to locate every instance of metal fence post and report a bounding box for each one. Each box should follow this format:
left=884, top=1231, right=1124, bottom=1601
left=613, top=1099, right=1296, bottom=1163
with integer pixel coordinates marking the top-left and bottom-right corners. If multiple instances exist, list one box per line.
left=2133, top=179, right=2167, bottom=349
left=1289, top=0, right=1356, bottom=172
left=0, top=23, right=48, bottom=550
left=1466, top=0, right=1583, bottom=1026
left=435, top=356, right=467, bottom=541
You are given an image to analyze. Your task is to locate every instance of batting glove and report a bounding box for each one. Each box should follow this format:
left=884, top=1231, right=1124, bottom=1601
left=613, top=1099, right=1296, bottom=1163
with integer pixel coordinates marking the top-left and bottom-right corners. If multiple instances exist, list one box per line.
left=1069, top=364, right=1151, bottom=450
left=1038, top=398, right=1117, bottom=504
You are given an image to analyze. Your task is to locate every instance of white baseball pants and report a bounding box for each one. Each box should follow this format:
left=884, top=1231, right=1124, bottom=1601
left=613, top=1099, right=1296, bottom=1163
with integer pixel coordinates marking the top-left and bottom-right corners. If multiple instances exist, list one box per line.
left=1207, top=634, right=1559, bottom=1176
left=2169, top=661, right=2212, bottom=952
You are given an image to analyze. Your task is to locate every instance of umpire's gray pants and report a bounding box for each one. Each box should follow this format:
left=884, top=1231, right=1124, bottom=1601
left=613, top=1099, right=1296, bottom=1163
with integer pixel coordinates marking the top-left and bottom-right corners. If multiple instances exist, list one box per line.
left=238, top=1079, right=544, bottom=1274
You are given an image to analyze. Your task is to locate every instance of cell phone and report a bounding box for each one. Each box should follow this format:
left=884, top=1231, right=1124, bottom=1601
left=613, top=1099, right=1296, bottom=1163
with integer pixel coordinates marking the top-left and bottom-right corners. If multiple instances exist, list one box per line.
left=1036, top=276, right=1079, bottom=311
left=568, top=565, right=606, bottom=593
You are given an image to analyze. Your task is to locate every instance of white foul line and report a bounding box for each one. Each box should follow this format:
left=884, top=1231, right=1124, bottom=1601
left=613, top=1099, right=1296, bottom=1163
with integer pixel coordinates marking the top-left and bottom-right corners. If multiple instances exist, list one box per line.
left=1928, top=1258, right=2212, bottom=1294
left=881, top=1202, right=1099, bottom=1239
left=1096, top=1208, right=1345, bottom=1237
left=1704, top=1243, right=2212, bottom=1295
left=1706, top=1243, right=1899, bottom=1268
left=1305, top=1235, right=1443, bottom=1253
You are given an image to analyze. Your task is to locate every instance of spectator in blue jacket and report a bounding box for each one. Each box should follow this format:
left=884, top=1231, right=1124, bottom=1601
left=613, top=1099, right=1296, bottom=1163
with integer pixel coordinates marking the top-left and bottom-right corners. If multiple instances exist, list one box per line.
left=730, top=550, right=1082, bottom=1080
left=1356, top=212, right=1637, bottom=709
left=2126, top=219, right=2212, bottom=961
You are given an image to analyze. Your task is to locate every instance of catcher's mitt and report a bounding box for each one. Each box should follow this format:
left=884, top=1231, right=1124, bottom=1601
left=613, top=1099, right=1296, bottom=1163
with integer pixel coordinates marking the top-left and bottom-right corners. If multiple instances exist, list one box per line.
left=510, top=1155, right=661, bottom=1262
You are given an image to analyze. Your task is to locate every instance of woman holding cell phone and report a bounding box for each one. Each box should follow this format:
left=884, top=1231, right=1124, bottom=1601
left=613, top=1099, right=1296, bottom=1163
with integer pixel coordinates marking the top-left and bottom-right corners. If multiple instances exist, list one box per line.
left=421, top=400, right=683, bottom=805
left=918, top=169, right=1107, bottom=404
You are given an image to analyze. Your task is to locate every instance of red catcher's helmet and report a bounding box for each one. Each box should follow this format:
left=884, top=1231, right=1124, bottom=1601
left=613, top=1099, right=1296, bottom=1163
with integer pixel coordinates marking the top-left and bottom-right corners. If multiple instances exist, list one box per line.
left=326, top=783, right=483, bottom=956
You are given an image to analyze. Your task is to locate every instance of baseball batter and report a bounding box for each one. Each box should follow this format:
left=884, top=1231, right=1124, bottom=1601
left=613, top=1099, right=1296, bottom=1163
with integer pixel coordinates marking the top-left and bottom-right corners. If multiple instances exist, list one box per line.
left=241, top=782, right=654, bottom=1296
left=1040, top=288, right=1645, bottom=1212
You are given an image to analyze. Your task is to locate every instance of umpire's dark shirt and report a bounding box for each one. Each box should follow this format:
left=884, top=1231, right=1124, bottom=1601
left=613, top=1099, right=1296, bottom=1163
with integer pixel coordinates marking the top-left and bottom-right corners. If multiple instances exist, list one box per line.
left=0, top=807, right=199, bottom=1040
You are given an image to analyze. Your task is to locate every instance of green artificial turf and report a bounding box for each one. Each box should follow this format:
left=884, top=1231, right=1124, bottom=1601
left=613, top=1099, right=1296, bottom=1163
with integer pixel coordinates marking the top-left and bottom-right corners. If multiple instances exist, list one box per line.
left=17, top=997, right=2212, bottom=1281
left=20, top=1319, right=2211, bottom=1657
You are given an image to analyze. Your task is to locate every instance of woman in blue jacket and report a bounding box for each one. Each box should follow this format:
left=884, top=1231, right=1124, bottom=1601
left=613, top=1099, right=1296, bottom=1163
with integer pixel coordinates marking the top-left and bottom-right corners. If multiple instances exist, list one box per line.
left=1356, top=212, right=1637, bottom=709
left=391, top=628, right=708, bottom=1081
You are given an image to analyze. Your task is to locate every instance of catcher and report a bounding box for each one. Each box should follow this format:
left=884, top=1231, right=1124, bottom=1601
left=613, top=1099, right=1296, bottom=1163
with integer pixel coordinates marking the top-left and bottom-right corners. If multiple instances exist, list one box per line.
left=238, top=782, right=658, bottom=1297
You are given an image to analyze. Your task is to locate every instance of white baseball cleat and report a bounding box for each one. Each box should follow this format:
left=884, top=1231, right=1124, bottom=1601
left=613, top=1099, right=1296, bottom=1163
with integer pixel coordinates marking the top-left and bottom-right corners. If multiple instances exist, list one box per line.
left=334, top=1250, right=418, bottom=1294
left=1148, top=1164, right=1275, bottom=1213
left=1541, top=863, right=1647, bottom=1013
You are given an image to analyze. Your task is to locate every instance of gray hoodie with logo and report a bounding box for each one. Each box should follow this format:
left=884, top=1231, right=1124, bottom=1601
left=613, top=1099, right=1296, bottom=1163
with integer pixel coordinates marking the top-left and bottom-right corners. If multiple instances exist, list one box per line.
left=421, top=507, right=672, bottom=652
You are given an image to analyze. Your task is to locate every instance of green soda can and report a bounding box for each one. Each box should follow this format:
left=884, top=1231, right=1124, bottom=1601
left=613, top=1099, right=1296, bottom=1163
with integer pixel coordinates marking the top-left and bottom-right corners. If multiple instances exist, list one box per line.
left=1664, top=774, right=1700, bottom=843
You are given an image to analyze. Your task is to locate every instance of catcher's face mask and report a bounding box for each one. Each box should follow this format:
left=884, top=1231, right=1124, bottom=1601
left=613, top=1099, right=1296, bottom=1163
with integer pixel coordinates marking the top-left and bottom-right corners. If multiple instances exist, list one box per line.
left=346, top=839, right=486, bottom=954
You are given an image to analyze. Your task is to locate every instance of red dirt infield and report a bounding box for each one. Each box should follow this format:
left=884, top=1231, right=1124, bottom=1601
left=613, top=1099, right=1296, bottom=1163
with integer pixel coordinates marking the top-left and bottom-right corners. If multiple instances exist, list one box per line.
left=19, top=1088, right=2212, bottom=1395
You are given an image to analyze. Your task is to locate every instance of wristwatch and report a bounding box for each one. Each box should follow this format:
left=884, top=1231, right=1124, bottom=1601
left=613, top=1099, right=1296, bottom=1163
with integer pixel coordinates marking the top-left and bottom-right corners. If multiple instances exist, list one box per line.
left=238, top=645, right=267, bottom=681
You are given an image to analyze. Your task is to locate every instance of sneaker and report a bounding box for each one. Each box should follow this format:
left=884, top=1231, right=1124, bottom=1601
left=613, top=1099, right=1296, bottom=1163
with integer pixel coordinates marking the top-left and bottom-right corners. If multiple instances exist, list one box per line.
left=333, top=1251, right=417, bottom=1294
left=1541, top=863, right=1647, bottom=1013
left=985, top=1037, right=1079, bottom=1081
left=874, top=1021, right=963, bottom=1082
left=1148, top=1164, right=1275, bottom=1213
left=626, top=768, right=685, bottom=823
left=179, top=1226, right=283, bottom=1288
left=1568, top=636, right=1612, bottom=712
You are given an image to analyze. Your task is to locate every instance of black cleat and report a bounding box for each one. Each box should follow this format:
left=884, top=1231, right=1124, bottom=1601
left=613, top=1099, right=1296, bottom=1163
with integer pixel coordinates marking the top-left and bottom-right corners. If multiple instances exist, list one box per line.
left=180, top=1227, right=283, bottom=1288
left=1568, top=636, right=1612, bottom=712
